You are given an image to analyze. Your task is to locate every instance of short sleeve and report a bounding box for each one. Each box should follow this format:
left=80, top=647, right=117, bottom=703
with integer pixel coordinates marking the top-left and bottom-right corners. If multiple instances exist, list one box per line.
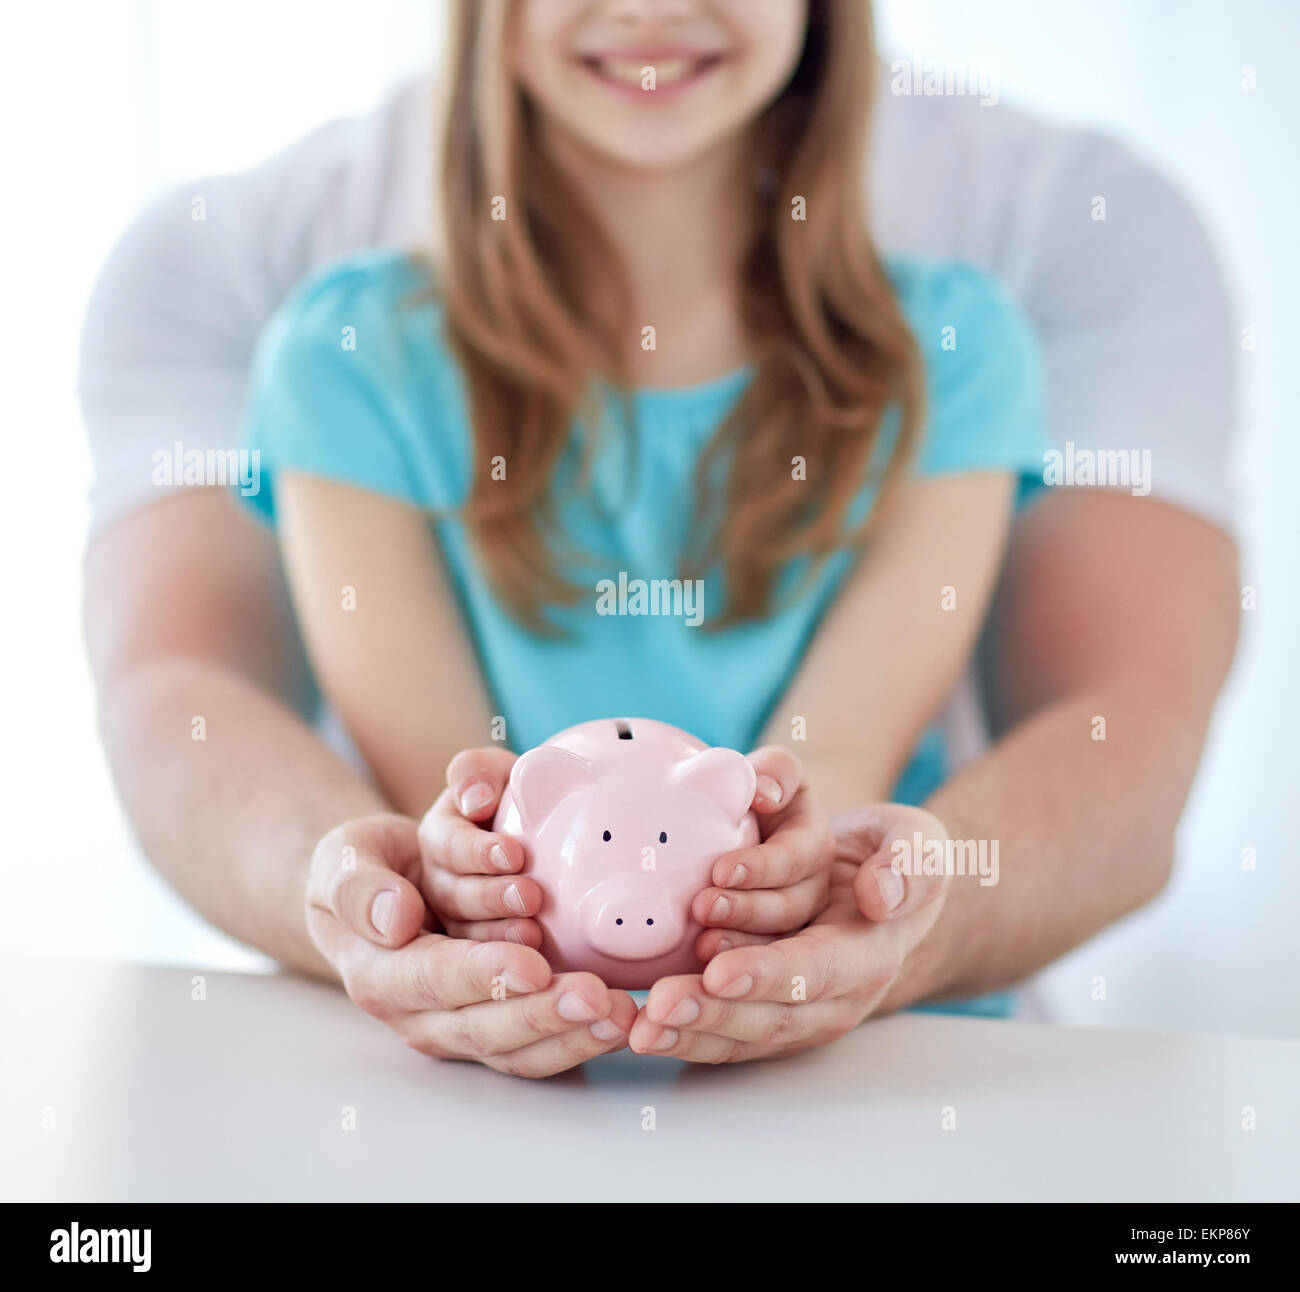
left=77, top=183, right=268, bottom=534
left=1009, top=134, right=1237, bottom=532
left=897, top=260, right=1048, bottom=488
left=240, top=253, right=439, bottom=524
left=76, top=81, right=435, bottom=537
left=872, top=92, right=1237, bottom=534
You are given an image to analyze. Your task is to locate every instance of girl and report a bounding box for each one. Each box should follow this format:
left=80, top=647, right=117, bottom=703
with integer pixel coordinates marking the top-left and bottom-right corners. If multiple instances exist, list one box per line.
left=243, top=0, right=1044, bottom=1065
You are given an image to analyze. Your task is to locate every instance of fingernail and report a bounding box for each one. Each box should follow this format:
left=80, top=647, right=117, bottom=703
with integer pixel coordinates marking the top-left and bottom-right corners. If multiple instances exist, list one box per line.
left=651, top=1027, right=679, bottom=1051
left=716, top=937, right=733, bottom=953
left=557, top=991, right=599, bottom=1022
left=707, top=895, right=732, bottom=923
left=488, top=842, right=513, bottom=873
left=502, top=970, right=536, bottom=994
left=664, top=996, right=700, bottom=1026
left=458, top=780, right=494, bottom=815
left=723, top=863, right=747, bottom=889
left=369, top=890, right=397, bottom=937
left=756, top=774, right=783, bottom=805
left=718, top=974, right=754, bottom=999
left=590, top=1017, right=623, bottom=1041
left=875, top=865, right=905, bottom=912
left=503, top=882, right=527, bottom=915
left=504, top=925, right=524, bottom=944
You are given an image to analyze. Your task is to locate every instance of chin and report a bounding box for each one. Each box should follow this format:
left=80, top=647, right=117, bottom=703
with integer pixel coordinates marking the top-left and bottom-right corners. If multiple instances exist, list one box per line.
left=578, top=123, right=734, bottom=174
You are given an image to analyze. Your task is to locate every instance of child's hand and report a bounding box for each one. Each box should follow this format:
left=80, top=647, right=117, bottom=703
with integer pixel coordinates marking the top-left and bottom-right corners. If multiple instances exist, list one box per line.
left=690, top=746, right=834, bottom=959
left=417, top=747, right=546, bottom=948
left=419, top=744, right=833, bottom=960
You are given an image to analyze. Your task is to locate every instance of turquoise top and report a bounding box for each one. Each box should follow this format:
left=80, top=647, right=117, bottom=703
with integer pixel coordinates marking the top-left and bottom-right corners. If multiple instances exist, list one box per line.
left=242, top=248, right=1047, bottom=1018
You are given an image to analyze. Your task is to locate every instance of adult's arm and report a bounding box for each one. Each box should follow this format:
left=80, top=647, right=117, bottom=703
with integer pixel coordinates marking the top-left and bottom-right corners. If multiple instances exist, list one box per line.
left=627, top=490, right=1239, bottom=1060
left=84, top=485, right=637, bottom=1072
left=84, top=488, right=383, bottom=977
left=866, top=122, right=1243, bottom=997
left=75, top=95, right=433, bottom=975
left=879, top=488, right=1240, bottom=1004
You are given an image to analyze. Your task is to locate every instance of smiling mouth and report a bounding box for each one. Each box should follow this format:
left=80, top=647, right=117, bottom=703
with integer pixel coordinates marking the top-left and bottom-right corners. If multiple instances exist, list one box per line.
left=580, top=52, right=725, bottom=93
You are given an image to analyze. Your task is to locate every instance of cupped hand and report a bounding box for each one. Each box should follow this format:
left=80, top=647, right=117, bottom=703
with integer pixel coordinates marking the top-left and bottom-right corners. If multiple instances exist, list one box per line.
left=416, top=747, right=545, bottom=947
left=630, top=803, right=952, bottom=1062
left=420, top=743, right=834, bottom=955
left=690, top=744, right=834, bottom=948
left=306, top=813, right=635, bottom=1077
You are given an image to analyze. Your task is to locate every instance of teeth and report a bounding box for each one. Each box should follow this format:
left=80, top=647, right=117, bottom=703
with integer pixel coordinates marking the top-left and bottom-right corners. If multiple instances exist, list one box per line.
left=603, top=58, right=647, bottom=85
left=596, top=56, right=701, bottom=88
left=653, top=59, right=691, bottom=84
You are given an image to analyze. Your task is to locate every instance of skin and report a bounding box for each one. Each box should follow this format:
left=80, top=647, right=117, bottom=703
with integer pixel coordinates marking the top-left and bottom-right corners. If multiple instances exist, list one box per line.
left=85, top=0, right=1239, bottom=1073
left=514, top=0, right=808, bottom=176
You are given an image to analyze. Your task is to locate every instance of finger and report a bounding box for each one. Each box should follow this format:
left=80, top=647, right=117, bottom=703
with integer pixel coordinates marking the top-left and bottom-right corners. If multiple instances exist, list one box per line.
left=746, top=745, right=803, bottom=814
left=340, top=933, right=552, bottom=1015
left=834, top=803, right=951, bottom=921
left=414, top=972, right=615, bottom=1058
left=693, top=871, right=829, bottom=934
left=693, top=926, right=775, bottom=961
left=309, top=821, right=427, bottom=951
left=441, top=915, right=544, bottom=950
left=418, top=791, right=526, bottom=876
left=628, top=1020, right=758, bottom=1062
left=699, top=925, right=868, bottom=1006
left=627, top=991, right=771, bottom=1061
left=425, top=867, right=544, bottom=921
left=642, top=975, right=825, bottom=1046
left=852, top=847, right=949, bottom=921
left=445, top=747, right=518, bottom=821
left=710, top=790, right=829, bottom=890
left=486, top=991, right=638, bottom=1078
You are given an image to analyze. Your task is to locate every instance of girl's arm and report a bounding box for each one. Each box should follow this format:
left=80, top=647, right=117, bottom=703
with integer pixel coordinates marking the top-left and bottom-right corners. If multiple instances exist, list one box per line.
left=759, top=472, right=1015, bottom=817
left=276, top=471, right=497, bottom=818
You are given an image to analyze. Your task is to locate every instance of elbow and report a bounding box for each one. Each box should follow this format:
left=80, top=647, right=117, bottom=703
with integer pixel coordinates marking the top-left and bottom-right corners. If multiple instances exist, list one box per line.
left=1132, top=839, right=1177, bottom=910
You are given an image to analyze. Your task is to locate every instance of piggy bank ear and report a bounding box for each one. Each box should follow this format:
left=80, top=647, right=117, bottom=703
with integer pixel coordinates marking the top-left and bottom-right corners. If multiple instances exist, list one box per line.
left=670, top=747, right=756, bottom=826
left=510, top=746, right=596, bottom=831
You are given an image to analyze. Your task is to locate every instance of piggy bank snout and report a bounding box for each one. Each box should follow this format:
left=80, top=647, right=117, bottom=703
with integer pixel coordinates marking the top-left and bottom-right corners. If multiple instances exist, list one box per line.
left=578, top=877, right=687, bottom=962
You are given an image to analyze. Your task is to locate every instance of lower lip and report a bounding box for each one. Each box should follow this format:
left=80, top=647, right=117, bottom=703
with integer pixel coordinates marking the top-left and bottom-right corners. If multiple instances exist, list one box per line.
left=578, top=55, right=724, bottom=103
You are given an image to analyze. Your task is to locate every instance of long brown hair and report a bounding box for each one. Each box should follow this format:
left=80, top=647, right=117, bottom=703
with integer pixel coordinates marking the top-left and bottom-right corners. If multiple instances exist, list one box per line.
left=438, top=0, right=922, bottom=629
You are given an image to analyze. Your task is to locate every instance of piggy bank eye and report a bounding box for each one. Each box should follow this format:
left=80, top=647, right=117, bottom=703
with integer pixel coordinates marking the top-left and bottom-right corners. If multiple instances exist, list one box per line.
left=602, top=830, right=612, bottom=842
left=658, top=831, right=668, bottom=844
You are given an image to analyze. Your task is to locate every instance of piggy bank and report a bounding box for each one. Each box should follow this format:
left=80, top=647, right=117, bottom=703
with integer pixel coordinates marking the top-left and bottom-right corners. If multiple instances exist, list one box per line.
left=493, top=718, right=760, bottom=990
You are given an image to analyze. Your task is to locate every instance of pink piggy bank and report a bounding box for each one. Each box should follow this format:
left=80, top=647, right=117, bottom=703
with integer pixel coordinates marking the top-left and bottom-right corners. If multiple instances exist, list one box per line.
left=493, top=718, right=760, bottom=990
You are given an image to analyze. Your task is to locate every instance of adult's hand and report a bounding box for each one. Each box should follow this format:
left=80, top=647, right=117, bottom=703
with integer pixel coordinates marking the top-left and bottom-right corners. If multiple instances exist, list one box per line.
left=307, top=813, right=636, bottom=1077
left=629, top=804, right=951, bottom=1061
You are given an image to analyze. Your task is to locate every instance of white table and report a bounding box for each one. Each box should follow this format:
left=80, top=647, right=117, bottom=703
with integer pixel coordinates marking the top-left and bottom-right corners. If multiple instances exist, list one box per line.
left=3, top=955, right=1296, bottom=1202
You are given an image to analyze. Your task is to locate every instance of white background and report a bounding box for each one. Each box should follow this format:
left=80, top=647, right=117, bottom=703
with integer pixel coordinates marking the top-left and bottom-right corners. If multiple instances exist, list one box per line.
left=0, top=1, right=1294, bottom=1035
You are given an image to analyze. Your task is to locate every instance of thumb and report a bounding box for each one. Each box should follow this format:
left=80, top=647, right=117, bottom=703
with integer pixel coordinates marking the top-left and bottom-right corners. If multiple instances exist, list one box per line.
left=835, top=804, right=951, bottom=922
left=308, top=816, right=429, bottom=956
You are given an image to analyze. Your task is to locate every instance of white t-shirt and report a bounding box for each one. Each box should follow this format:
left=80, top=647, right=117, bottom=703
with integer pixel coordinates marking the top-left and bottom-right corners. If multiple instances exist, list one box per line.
left=77, top=75, right=1237, bottom=762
